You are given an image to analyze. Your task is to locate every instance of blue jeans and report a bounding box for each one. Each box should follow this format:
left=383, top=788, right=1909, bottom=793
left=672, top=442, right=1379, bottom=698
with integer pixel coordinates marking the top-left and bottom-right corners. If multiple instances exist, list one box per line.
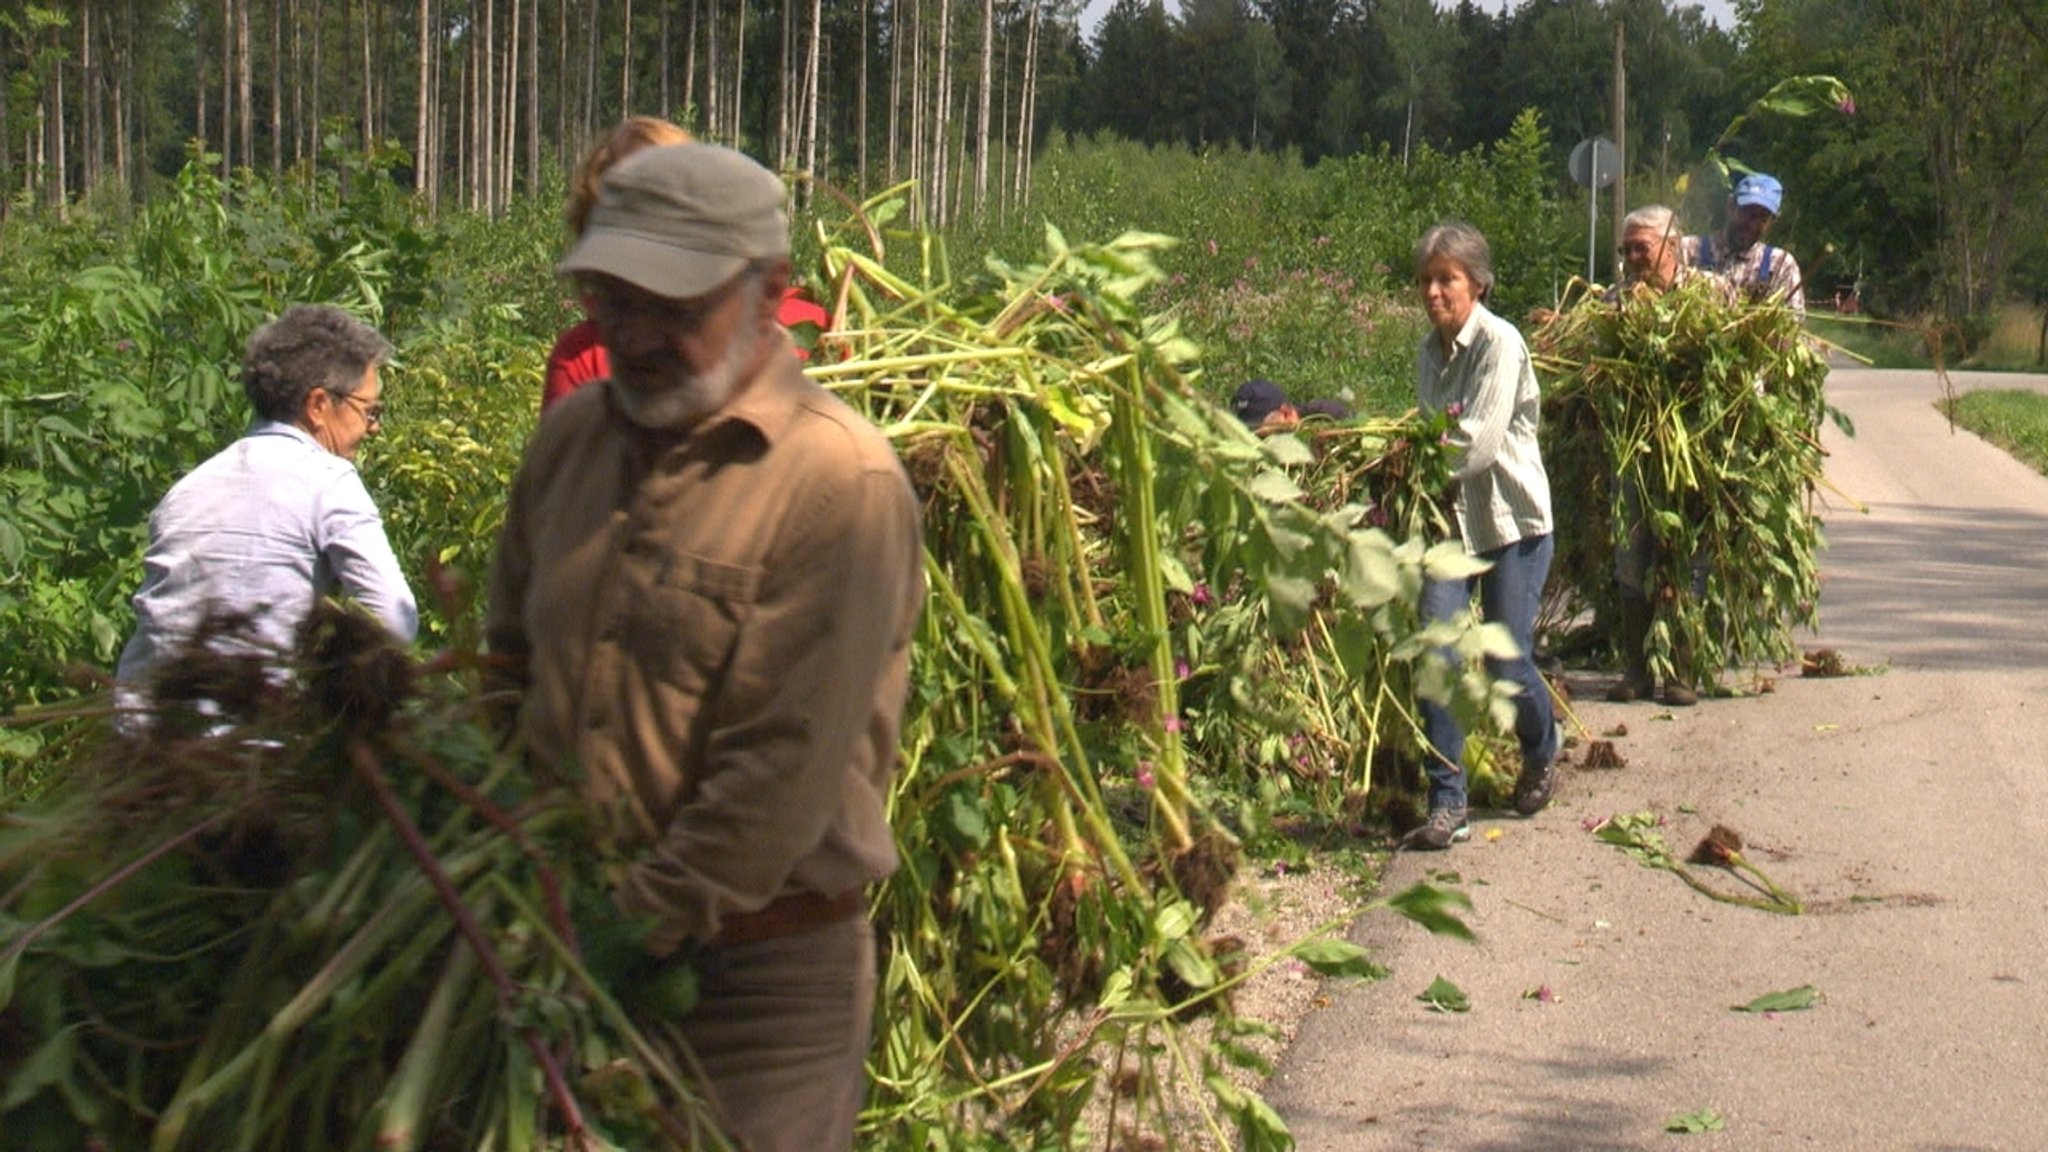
left=1418, top=534, right=1558, bottom=812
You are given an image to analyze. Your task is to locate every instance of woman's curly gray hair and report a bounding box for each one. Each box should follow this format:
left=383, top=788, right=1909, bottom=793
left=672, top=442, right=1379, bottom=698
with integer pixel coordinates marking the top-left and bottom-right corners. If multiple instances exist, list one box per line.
left=242, top=305, right=392, bottom=423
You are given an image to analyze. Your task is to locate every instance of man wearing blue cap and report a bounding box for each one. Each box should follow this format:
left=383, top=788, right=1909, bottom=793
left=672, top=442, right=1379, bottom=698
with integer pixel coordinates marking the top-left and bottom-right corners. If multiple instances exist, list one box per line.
left=1683, top=172, right=1806, bottom=317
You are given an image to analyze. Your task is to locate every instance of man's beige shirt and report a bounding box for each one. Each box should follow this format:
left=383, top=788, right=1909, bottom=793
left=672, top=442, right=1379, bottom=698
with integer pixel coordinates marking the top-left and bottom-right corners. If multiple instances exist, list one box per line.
left=487, top=347, right=924, bottom=953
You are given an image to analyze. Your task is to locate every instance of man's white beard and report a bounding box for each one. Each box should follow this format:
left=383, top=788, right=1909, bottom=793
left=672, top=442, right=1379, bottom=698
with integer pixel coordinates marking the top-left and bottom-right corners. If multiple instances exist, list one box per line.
left=610, top=312, right=763, bottom=432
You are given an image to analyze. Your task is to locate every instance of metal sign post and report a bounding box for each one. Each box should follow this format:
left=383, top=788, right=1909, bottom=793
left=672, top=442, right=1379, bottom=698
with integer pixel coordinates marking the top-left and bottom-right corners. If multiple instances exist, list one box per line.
left=1568, top=136, right=1623, bottom=283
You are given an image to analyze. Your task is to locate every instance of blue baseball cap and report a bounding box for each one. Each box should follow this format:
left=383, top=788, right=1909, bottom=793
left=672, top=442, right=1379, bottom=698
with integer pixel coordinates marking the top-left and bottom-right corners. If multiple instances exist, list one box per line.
left=1732, top=173, right=1783, bottom=215
left=1232, top=379, right=1289, bottom=425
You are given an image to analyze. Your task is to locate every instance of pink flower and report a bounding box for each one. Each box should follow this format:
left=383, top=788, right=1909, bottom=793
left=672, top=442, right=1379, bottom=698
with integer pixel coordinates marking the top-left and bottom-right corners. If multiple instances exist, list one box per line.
left=1838, top=96, right=1856, bottom=116
left=1162, top=715, right=1184, bottom=733
left=1445, top=400, right=1465, bottom=419
left=1190, top=583, right=1213, bottom=607
left=1175, top=659, right=1191, bottom=681
left=1137, top=762, right=1156, bottom=790
left=1206, top=239, right=1219, bottom=256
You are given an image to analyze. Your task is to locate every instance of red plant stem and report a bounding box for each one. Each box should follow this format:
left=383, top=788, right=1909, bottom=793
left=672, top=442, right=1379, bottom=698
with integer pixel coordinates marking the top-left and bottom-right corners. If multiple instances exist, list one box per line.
left=1, top=813, right=226, bottom=967
left=397, top=732, right=581, bottom=957
left=347, top=740, right=589, bottom=1140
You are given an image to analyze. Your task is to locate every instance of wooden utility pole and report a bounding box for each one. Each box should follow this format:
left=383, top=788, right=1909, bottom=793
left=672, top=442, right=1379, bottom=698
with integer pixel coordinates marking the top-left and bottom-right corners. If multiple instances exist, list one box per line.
left=1611, top=19, right=1627, bottom=280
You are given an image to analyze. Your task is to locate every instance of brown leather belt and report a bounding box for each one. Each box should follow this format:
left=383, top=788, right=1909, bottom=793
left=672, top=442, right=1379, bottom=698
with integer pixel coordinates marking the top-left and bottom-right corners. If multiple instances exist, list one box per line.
left=713, top=889, right=865, bottom=948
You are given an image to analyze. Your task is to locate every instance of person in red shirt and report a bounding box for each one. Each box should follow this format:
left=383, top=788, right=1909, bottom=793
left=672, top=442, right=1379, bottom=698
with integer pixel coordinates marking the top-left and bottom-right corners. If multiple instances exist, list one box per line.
left=543, top=117, right=694, bottom=412
left=543, top=119, right=831, bottom=413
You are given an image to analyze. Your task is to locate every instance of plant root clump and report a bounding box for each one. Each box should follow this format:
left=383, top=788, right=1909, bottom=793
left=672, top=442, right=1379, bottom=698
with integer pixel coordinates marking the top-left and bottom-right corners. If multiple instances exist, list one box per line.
left=1580, top=740, right=1628, bottom=770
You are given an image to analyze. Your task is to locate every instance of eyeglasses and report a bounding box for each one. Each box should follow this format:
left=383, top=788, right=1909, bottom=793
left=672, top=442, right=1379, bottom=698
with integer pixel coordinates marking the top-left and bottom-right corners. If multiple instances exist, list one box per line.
left=1618, top=241, right=1660, bottom=257
left=335, top=392, right=385, bottom=425
left=580, top=274, right=746, bottom=333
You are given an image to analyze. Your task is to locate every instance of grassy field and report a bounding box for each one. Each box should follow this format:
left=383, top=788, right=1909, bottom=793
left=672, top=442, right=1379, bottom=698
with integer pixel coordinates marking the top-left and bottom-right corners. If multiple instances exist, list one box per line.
left=1945, top=388, right=2048, bottom=475
left=1807, top=312, right=1932, bottom=369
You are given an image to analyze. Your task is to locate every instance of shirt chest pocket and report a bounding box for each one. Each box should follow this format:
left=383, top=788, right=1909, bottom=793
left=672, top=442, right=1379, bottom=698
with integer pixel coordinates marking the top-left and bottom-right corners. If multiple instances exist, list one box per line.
left=624, top=551, right=761, bottom=695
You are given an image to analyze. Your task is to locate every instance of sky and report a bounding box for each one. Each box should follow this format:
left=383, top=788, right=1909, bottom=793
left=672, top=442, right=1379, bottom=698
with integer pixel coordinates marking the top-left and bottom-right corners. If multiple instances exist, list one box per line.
left=1077, top=0, right=1740, bottom=38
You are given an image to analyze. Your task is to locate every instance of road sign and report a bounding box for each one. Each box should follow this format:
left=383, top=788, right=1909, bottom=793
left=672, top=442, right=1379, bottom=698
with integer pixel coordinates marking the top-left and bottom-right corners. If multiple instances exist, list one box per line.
left=1570, top=136, right=1622, bottom=189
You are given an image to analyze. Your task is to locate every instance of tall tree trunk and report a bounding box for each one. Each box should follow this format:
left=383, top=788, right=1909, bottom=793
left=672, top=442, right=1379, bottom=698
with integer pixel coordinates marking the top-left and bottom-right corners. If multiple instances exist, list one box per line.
left=929, top=0, right=952, bottom=226
left=803, top=0, right=822, bottom=192
left=528, top=0, right=540, bottom=194
left=684, top=0, right=699, bottom=131
left=502, top=0, right=519, bottom=208
left=269, top=0, right=282, bottom=178
left=52, top=39, right=67, bottom=217
left=973, top=0, right=990, bottom=219
left=774, top=0, right=790, bottom=167
left=622, top=0, right=635, bottom=116
left=237, top=0, right=253, bottom=175
left=858, top=0, right=869, bottom=189
left=1013, top=0, right=1038, bottom=207
left=220, top=0, right=233, bottom=176
left=704, top=0, right=721, bottom=143
left=417, top=0, right=432, bottom=193
left=887, top=0, right=901, bottom=184
left=732, top=0, right=747, bottom=146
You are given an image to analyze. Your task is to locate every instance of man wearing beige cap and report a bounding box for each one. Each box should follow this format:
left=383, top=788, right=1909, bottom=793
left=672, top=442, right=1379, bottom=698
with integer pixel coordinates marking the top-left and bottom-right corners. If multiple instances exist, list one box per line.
left=485, top=141, right=924, bottom=1150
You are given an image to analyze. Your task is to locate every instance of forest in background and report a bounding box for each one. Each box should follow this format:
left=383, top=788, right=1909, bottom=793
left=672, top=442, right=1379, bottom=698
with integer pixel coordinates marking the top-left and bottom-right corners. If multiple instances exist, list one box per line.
left=0, top=0, right=2045, bottom=338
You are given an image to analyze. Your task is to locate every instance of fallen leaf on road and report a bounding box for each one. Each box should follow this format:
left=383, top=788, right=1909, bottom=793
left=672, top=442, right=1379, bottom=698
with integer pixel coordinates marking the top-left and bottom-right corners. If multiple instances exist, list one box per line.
left=1665, top=1108, right=1725, bottom=1133
left=1417, top=975, right=1470, bottom=1013
left=1483, top=828, right=1503, bottom=842
left=1814, top=723, right=1839, bottom=732
left=1732, top=985, right=1821, bottom=1013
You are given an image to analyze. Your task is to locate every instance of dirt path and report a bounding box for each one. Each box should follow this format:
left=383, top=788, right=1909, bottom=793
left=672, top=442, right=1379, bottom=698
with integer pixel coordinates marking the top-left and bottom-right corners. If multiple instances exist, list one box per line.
left=1266, top=367, right=2048, bottom=1150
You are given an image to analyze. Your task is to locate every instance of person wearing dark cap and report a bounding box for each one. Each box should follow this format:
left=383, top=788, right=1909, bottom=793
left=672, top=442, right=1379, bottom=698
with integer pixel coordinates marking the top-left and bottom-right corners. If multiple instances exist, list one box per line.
left=1683, top=172, right=1805, bottom=316
left=1232, top=378, right=1293, bottom=428
left=485, top=141, right=924, bottom=1151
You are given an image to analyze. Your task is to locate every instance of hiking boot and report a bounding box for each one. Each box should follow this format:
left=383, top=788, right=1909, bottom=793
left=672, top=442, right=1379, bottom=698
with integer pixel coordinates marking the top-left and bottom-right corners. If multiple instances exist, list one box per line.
left=1512, top=724, right=1562, bottom=816
left=1662, top=681, right=1699, bottom=707
left=1606, top=596, right=1654, bottom=702
left=1406, top=806, right=1470, bottom=850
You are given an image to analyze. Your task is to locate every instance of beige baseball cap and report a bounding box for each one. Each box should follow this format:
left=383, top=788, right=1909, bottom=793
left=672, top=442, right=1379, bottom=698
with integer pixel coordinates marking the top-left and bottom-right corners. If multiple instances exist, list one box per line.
left=557, top=142, right=790, bottom=300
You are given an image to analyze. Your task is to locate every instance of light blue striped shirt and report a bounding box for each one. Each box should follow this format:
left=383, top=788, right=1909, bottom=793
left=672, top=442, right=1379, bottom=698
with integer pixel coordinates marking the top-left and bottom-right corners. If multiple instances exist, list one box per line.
left=1416, top=302, right=1554, bottom=554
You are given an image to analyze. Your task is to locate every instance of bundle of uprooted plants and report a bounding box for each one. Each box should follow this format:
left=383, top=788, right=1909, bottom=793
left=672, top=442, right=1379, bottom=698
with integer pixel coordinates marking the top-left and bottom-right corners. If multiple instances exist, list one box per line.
left=1534, top=275, right=1840, bottom=690
left=0, top=603, right=731, bottom=1150
left=808, top=191, right=1507, bottom=1148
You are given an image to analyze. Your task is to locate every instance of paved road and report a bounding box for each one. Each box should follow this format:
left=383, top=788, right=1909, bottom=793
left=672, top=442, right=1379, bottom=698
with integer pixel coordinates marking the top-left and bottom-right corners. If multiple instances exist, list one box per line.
left=1269, top=368, right=2048, bottom=1150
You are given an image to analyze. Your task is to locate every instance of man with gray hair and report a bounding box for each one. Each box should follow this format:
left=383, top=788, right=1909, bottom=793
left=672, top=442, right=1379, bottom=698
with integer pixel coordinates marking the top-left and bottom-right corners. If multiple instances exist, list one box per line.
left=486, top=142, right=924, bottom=1151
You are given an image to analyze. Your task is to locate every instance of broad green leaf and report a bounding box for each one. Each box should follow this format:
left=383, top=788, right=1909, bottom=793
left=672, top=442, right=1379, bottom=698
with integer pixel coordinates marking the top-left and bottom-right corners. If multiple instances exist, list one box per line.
left=936, top=789, right=990, bottom=850
left=1245, top=469, right=1306, bottom=504
left=1421, top=541, right=1490, bottom=580
left=1388, top=882, right=1475, bottom=941
left=0, top=1023, right=77, bottom=1110
left=1416, top=974, right=1470, bottom=1013
left=1340, top=535, right=1401, bottom=607
left=1261, top=433, right=1315, bottom=467
left=1732, top=985, right=1820, bottom=1013
left=1153, top=898, right=1199, bottom=943
left=1164, top=938, right=1218, bottom=991
left=1290, top=936, right=1389, bottom=980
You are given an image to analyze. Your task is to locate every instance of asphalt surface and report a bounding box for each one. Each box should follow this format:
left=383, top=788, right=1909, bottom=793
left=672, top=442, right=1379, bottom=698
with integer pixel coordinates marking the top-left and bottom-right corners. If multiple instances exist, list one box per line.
left=1269, top=368, right=2048, bottom=1151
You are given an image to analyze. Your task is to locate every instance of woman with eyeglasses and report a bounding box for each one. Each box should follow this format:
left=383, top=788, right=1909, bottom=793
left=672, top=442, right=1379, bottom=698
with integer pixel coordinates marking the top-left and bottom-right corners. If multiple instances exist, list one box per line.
left=115, top=304, right=417, bottom=723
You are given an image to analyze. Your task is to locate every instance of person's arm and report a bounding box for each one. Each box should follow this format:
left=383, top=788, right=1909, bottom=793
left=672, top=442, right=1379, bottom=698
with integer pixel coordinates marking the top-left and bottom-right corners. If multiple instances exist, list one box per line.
left=618, top=459, right=923, bottom=949
left=320, top=470, right=419, bottom=642
left=481, top=449, right=537, bottom=709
